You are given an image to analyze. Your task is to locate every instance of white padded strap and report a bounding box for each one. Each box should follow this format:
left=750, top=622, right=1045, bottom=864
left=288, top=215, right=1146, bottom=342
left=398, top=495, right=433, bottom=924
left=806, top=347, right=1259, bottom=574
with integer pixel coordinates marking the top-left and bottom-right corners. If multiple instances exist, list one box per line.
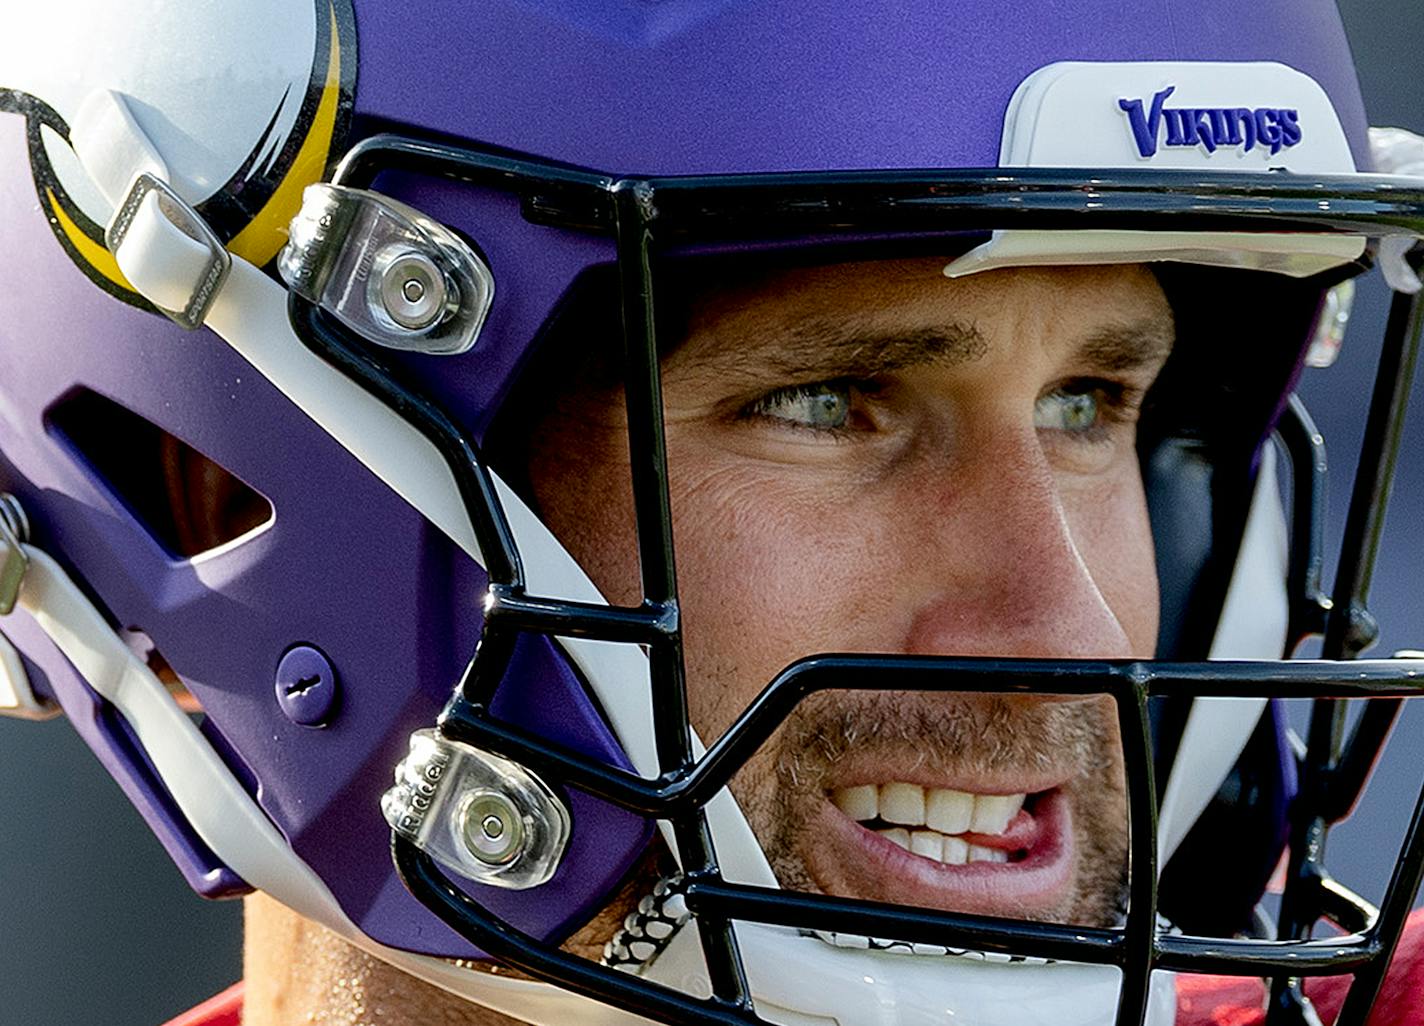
left=0, top=622, right=57, bottom=720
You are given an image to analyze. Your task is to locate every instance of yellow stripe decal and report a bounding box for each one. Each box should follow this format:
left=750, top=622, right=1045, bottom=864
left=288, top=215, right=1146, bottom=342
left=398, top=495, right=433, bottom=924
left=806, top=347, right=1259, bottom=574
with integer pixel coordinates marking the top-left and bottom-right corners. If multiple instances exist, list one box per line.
left=227, top=1, right=343, bottom=267
left=46, top=188, right=135, bottom=293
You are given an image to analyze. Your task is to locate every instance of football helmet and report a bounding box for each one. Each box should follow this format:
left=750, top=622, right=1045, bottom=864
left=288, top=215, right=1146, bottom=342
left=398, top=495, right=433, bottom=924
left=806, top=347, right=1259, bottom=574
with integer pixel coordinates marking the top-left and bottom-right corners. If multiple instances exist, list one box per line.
left=1, top=3, right=1423, bottom=1025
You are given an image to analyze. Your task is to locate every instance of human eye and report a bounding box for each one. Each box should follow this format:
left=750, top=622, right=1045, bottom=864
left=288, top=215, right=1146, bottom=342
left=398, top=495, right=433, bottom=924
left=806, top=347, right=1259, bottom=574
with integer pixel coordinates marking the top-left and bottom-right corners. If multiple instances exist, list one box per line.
left=1034, top=387, right=1102, bottom=435
left=741, top=380, right=867, bottom=433
left=1033, top=380, right=1141, bottom=441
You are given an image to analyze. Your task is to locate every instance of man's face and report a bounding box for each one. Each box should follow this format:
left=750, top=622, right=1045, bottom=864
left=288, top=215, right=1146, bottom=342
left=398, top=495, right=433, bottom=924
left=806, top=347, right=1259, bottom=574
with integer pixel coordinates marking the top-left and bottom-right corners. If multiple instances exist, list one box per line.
left=527, top=259, right=1173, bottom=928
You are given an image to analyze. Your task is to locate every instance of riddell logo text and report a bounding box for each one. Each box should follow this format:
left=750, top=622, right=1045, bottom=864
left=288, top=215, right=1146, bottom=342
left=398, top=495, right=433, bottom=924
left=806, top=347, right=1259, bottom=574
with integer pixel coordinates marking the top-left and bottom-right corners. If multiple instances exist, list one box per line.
left=1117, top=86, right=1302, bottom=157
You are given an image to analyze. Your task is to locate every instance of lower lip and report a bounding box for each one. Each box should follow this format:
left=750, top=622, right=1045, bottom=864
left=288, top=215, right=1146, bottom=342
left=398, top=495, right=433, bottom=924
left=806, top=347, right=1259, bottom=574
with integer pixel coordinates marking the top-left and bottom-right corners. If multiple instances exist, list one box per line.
left=804, top=790, right=1076, bottom=918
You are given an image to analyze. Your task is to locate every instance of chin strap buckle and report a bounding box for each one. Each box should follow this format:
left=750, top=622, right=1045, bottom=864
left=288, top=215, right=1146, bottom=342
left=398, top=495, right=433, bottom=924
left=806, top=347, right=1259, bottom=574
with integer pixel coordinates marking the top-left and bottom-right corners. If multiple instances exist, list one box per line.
left=68, top=88, right=232, bottom=329
left=106, top=172, right=232, bottom=330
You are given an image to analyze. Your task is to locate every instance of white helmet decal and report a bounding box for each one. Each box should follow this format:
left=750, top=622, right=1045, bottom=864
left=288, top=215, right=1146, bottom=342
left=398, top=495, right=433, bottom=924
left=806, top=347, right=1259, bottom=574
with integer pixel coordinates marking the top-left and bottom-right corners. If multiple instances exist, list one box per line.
left=0, top=0, right=355, bottom=307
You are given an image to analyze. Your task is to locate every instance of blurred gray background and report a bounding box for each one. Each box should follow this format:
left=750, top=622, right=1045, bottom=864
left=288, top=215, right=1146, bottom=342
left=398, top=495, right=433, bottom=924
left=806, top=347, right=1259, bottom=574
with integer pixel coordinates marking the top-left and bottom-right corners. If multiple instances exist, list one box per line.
left=3, top=4, right=1424, bottom=1023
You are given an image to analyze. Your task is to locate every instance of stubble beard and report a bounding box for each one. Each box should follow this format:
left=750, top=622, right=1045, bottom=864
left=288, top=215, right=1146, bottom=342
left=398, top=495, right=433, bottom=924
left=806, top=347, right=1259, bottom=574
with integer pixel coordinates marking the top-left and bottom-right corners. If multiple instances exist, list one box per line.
left=726, top=689, right=1131, bottom=929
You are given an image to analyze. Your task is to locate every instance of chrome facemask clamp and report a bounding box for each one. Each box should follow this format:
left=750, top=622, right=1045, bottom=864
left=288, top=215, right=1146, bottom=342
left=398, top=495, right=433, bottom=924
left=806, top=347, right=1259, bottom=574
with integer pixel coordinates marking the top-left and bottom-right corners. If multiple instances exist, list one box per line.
left=381, top=728, right=570, bottom=889
left=279, top=184, right=493, bottom=355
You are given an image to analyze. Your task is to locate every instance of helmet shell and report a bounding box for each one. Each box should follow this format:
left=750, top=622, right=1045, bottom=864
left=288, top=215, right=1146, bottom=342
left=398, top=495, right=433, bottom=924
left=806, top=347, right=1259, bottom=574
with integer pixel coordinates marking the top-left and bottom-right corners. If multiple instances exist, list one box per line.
left=0, top=0, right=1372, bottom=959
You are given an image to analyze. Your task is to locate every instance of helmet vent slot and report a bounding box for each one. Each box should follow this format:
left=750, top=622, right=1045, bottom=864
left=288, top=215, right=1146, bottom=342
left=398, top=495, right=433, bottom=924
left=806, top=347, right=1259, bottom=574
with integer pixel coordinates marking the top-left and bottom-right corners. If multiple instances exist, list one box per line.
left=48, top=388, right=273, bottom=559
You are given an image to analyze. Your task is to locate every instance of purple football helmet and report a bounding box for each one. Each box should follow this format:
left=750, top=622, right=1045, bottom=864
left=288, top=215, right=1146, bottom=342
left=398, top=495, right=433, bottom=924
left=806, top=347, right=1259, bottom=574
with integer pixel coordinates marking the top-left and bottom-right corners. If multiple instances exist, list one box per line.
left=2, top=2, right=1423, bottom=1025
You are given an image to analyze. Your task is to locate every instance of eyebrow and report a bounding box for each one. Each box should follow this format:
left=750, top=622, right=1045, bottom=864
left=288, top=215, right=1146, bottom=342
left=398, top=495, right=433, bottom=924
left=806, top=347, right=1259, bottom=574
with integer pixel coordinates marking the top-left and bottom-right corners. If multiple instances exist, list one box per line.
left=675, top=317, right=991, bottom=385
left=674, top=312, right=1175, bottom=386
left=1078, top=319, right=1176, bottom=374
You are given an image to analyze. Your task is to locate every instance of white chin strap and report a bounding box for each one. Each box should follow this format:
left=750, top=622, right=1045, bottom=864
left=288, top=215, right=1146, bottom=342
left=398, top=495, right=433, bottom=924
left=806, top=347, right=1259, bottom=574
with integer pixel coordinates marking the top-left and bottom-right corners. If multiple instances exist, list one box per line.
left=647, top=923, right=1178, bottom=1026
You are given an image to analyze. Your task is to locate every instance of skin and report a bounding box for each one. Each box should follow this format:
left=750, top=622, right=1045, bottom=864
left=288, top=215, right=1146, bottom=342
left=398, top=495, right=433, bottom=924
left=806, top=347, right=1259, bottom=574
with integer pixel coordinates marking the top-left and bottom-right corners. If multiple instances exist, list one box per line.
left=243, top=260, right=1174, bottom=1025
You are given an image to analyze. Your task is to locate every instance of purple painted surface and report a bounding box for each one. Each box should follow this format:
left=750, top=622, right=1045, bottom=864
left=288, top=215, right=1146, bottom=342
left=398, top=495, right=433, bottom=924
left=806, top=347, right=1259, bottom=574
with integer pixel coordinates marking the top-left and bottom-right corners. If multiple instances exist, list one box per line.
left=0, top=0, right=1376, bottom=963
left=353, top=0, right=1370, bottom=175
left=1271, top=699, right=1300, bottom=802
left=361, top=169, right=616, bottom=443
left=275, top=644, right=340, bottom=727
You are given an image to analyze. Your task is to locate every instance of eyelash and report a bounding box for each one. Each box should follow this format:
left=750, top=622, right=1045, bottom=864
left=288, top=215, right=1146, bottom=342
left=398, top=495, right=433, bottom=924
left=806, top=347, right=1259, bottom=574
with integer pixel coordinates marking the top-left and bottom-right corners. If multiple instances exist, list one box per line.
left=1038, top=378, right=1147, bottom=441
left=739, top=379, right=880, bottom=436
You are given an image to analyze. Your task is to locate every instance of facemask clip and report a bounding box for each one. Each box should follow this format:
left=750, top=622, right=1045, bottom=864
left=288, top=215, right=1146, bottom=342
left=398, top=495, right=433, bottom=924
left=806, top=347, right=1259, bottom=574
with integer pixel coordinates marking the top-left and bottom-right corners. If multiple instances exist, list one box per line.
left=279, top=184, right=494, bottom=356
left=382, top=728, right=570, bottom=889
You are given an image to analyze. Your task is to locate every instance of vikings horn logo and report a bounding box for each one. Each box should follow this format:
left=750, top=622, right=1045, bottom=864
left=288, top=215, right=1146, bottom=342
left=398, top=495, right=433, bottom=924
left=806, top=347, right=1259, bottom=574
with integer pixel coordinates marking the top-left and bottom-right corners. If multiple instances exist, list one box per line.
left=0, top=0, right=356, bottom=310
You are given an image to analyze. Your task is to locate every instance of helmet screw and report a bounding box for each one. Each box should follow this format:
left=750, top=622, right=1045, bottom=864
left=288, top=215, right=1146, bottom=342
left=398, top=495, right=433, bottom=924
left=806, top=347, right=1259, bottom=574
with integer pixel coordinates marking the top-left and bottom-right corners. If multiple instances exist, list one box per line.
left=461, top=791, right=525, bottom=865
left=376, top=250, right=451, bottom=331
left=275, top=644, right=339, bottom=727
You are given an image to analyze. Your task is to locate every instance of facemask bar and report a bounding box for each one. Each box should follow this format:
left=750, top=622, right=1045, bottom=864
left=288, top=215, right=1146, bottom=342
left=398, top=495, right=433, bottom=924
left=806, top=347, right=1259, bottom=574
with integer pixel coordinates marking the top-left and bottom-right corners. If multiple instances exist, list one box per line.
left=1279, top=395, right=1333, bottom=652
left=288, top=133, right=1424, bottom=1026
left=1269, top=280, right=1424, bottom=1024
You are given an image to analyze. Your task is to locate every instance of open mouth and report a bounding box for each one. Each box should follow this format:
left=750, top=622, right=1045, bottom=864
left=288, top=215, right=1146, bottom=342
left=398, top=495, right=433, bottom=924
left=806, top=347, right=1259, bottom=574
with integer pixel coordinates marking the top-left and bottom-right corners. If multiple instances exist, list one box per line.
left=805, top=778, right=1076, bottom=918
left=830, top=783, right=1040, bottom=865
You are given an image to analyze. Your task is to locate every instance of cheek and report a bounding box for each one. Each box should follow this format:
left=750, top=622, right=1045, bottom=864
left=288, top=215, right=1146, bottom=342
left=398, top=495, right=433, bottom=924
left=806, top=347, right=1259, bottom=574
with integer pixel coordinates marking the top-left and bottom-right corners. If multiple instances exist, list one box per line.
left=1063, top=465, right=1160, bottom=657
left=668, top=461, right=900, bottom=741
left=549, top=427, right=1160, bottom=744
left=533, top=420, right=900, bottom=743
left=527, top=420, right=644, bottom=607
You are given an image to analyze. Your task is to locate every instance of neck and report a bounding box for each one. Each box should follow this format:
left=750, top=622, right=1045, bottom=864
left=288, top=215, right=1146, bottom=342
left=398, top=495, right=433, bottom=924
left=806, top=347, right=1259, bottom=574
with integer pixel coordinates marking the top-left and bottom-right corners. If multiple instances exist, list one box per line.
left=242, top=893, right=522, bottom=1026
left=240, top=851, right=667, bottom=1026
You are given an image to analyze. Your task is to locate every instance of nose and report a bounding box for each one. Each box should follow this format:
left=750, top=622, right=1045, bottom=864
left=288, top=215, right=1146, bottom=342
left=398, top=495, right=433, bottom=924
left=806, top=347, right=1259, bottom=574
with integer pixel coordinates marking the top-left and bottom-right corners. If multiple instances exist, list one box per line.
left=900, top=429, right=1139, bottom=663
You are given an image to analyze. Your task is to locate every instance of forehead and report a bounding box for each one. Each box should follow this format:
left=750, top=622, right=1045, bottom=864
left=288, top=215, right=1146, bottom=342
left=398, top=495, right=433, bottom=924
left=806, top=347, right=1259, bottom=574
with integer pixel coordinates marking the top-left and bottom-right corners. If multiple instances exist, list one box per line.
left=670, top=258, right=1175, bottom=373
left=689, top=258, right=1165, bottom=324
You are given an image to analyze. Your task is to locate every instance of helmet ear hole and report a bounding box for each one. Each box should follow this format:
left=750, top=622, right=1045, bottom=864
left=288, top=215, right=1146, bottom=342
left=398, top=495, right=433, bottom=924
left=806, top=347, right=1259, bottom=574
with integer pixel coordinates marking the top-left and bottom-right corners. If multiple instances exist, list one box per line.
left=48, top=388, right=272, bottom=559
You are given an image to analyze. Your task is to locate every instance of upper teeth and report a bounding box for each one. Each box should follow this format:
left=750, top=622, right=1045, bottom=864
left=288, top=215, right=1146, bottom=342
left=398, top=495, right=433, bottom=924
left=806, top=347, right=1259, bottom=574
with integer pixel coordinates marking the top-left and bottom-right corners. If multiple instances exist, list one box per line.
left=831, top=783, right=1026, bottom=836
